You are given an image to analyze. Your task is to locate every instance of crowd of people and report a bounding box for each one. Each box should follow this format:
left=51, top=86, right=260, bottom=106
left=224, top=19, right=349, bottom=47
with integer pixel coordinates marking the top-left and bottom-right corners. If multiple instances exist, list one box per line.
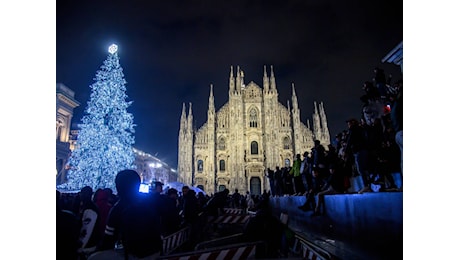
left=56, top=171, right=277, bottom=259
left=265, top=66, right=403, bottom=216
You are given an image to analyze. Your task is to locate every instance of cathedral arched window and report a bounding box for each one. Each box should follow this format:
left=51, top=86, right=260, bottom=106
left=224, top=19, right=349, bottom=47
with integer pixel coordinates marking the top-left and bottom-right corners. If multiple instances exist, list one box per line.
left=218, top=137, right=226, bottom=150
left=251, top=141, right=258, bottom=155
left=197, top=160, right=203, bottom=172
left=219, top=160, right=225, bottom=171
left=249, top=108, right=258, bottom=128
left=283, top=137, right=291, bottom=149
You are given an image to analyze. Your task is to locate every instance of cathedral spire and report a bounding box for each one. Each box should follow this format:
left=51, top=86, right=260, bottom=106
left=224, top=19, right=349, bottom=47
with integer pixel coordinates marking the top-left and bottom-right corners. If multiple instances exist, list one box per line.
left=313, top=101, right=320, bottom=139
left=270, top=65, right=277, bottom=93
left=180, top=102, right=187, bottom=130
left=229, top=65, right=235, bottom=94
left=208, top=84, right=215, bottom=113
left=263, top=65, right=269, bottom=92
left=319, top=102, right=330, bottom=145
left=319, top=102, right=328, bottom=129
left=291, top=83, right=298, bottom=111
left=236, top=65, right=241, bottom=93
left=187, top=102, right=193, bottom=130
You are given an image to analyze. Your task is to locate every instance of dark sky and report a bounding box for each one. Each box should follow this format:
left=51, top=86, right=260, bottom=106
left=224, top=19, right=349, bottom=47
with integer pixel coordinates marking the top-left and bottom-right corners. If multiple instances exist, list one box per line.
left=56, top=0, right=403, bottom=169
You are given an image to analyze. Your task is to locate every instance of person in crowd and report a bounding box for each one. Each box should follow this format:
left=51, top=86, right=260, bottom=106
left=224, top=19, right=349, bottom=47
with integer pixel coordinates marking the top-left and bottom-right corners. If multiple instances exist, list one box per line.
left=202, top=188, right=229, bottom=217
left=311, top=140, right=327, bottom=177
left=312, top=164, right=346, bottom=216
left=325, top=144, right=340, bottom=170
left=374, top=140, right=399, bottom=191
left=181, top=189, right=201, bottom=250
left=77, top=186, right=101, bottom=258
left=289, top=154, right=304, bottom=195
left=247, top=194, right=257, bottom=211
left=98, top=169, right=162, bottom=259
left=345, top=118, right=372, bottom=194
left=196, top=191, right=208, bottom=212
left=93, top=188, right=113, bottom=241
left=300, top=151, right=312, bottom=196
left=265, top=168, right=275, bottom=196
left=177, top=185, right=190, bottom=215
left=231, top=188, right=242, bottom=208
left=242, top=198, right=283, bottom=259
left=162, top=188, right=181, bottom=236
left=282, top=167, right=294, bottom=195
left=181, top=189, right=199, bottom=226
left=373, top=67, right=388, bottom=100
left=362, top=81, right=380, bottom=102
left=57, top=190, right=80, bottom=260
left=274, top=166, right=283, bottom=196
left=298, top=167, right=325, bottom=212
left=390, top=82, right=403, bottom=186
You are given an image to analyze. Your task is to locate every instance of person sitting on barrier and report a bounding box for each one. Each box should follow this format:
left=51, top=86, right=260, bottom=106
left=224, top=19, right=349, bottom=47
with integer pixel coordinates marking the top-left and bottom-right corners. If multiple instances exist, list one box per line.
left=298, top=167, right=325, bottom=212
left=312, top=164, right=345, bottom=216
left=97, top=169, right=162, bottom=259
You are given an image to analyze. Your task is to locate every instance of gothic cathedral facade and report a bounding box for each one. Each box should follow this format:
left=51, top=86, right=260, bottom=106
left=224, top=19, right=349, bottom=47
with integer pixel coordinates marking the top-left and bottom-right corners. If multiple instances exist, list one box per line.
left=177, top=66, right=330, bottom=195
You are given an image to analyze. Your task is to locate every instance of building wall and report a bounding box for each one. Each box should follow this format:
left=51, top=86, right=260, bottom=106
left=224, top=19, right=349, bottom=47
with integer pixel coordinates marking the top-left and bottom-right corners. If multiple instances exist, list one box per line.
left=56, top=83, right=80, bottom=184
left=178, top=66, right=331, bottom=195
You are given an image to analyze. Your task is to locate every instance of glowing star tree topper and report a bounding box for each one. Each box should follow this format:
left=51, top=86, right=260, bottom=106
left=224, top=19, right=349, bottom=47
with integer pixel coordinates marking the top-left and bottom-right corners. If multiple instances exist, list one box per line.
left=57, top=44, right=136, bottom=193
left=108, top=44, right=118, bottom=54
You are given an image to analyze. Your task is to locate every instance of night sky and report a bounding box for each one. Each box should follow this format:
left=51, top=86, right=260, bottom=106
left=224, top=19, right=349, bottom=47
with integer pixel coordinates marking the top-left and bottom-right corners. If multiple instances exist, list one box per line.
left=56, top=0, right=403, bottom=168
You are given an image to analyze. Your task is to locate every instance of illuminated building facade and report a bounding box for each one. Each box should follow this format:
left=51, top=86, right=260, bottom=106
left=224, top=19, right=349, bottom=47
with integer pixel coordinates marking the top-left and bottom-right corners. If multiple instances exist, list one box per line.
left=178, top=66, right=330, bottom=195
left=56, top=83, right=80, bottom=184
left=133, top=148, right=178, bottom=186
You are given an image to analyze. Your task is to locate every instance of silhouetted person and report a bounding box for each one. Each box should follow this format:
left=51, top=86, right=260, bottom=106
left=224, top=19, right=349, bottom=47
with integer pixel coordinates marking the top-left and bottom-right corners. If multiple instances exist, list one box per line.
left=162, top=188, right=181, bottom=236
left=98, top=169, right=162, bottom=259
left=93, top=188, right=113, bottom=241
left=242, top=198, right=283, bottom=258
left=203, top=188, right=229, bottom=216
left=78, top=186, right=101, bottom=258
left=231, top=188, right=242, bottom=208
left=274, top=166, right=283, bottom=196
left=57, top=190, right=80, bottom=260
left=312, top=164, right=346, bottom=216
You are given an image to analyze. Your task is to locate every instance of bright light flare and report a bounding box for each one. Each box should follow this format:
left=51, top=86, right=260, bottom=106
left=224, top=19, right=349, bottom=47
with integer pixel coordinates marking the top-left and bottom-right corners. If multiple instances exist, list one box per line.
left=108, top=44, right=118, bottom=54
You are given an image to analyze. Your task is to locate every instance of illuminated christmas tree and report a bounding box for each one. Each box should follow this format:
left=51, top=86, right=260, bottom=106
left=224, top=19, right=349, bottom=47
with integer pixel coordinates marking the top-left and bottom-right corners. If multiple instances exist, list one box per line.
left=57, top=44, right=136, bottom=192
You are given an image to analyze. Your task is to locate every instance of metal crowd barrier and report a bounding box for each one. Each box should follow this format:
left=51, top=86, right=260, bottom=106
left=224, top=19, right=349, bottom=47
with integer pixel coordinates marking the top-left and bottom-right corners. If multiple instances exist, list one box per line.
left=291, top=233, right=333, bottom=260
left=157, top=240, right=264, bottom=260
left=222, top=207, right=245, bottom=215
left=194, top=232, right=244, bottom=250
left=210, top=214, right=251, bottom=225
left=161, top=226, right=190, bottom=256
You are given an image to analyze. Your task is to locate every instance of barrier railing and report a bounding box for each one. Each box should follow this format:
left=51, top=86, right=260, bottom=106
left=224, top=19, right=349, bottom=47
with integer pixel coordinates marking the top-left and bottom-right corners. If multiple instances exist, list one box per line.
left=194, top=232, right=244, bottom=250
left=291, top=233, right=333, bottom=260
left=222, top=207, right=245, bottom=215
left=161, top=226, right=190, bottom=256
left=156, top=241, right=264, bottom=260
left=210, top=214, right=251, bottom=225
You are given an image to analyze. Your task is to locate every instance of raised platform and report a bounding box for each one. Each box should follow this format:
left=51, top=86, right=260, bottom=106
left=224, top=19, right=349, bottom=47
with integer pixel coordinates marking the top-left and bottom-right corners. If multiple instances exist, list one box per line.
left=270, top=191, right=403, bottom=259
